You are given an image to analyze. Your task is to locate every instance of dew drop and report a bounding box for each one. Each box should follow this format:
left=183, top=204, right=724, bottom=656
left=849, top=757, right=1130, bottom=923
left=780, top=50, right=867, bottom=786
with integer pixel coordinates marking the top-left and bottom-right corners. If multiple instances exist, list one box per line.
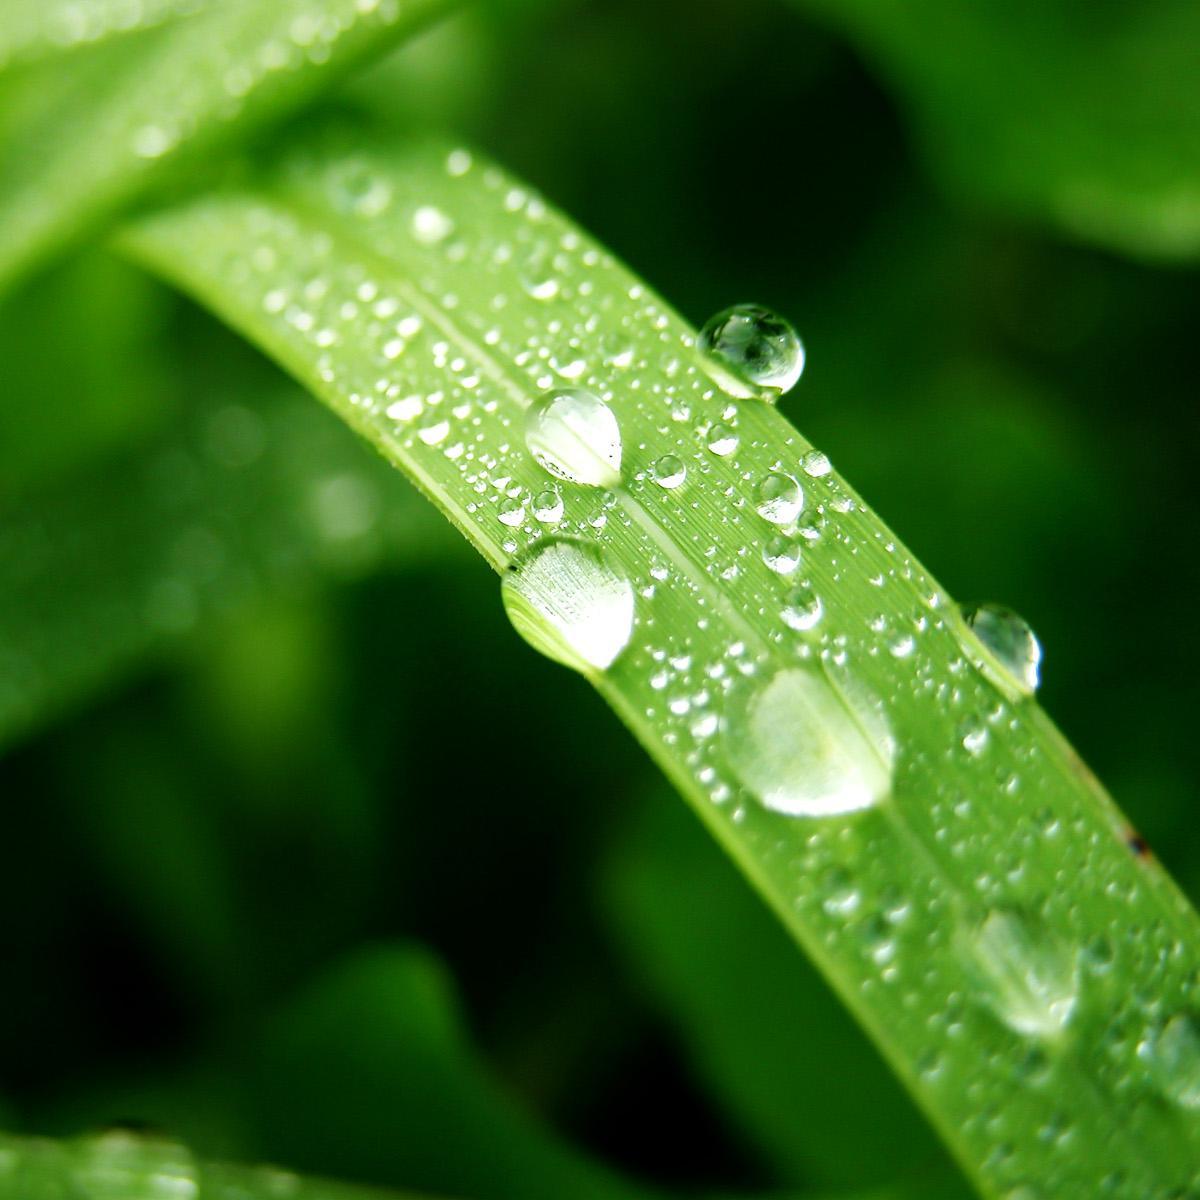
left=698, top=303, right=805, bottom=398
left=961, top=603, right=1042, bottom=694
left=801, top=449, right=832, bottom=477
left=725, top=668, right=894, bottom=817
left=1138, top=1013, right=1200, bottom=1109
left=525, top=389, right=622, bottom=488
left=332, top=161, right=392, bottom=217
left=706, top=423, right=739, bottom=456
left=497, top=498, right=526, bottom=527
left=501, top=540, right=634, bottom=673
left=532, top=488, right=564, bottom=524
left=755, top=472, right=804, bottom=525
left=961, top=910, right=1079, bottom=1039
left=650, top=455, right=687, bottom=489
left=763, top=535, right=801, bottom=575
left=781, top=580, right=823, bottom=631
left=410, top=204, right=454, bottom=244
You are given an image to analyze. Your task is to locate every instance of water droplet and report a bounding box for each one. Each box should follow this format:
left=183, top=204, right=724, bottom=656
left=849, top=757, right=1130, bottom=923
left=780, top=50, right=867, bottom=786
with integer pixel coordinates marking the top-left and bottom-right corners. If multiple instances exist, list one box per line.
left=725, top=668, right=894, bottom=817
left=698, top=303, right=805, bottom=398
left=706, top=423, right=739, bottom=456
left=1139, top=1013, right=1200, bottom=1109
left=962, top=910, right=1078, bottom=1039
left=763, top=535, right=801, bottom=575
left=332, top=161, right=392, bottom=217
left=801, top=449, right=832, bottom=477
left=525, top=389, right=622, bottom=488
left=755, top=472, right=804, bottom=525
left=961, top=603, right=1042, bottom=694
left=132, top=123, right=173, bottom=159
left=781, top=580, right=823, bottom=631
left=651, top=455, right=687, bottom=489
left=411, top=205, right=454, bottom=244
left=501, top=540, right=634, bottom=673
left=497, top=498, right=526, bottom=527
left=532, top=488, right=564, bottom=524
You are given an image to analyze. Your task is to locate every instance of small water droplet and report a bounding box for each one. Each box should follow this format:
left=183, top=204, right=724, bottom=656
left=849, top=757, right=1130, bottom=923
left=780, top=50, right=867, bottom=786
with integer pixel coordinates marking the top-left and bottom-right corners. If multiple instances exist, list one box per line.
left=650, top=455, right=687, bottom=489
left=525, top=389, right=622, bottom=488
left=725, top=667, right=894, bottom=817
left=698, top=303, right=805, bottom=398
left=755, top=472, right=804, bottom=525
left=706, top=423, right=739, bottom=456
left=781, top=580, right=823, bottom=631
left=498, top=498, right=526, bottom=527
left=332, top=161, right=392, bottom=217
left=532, top=488, right=564, bottom=524
left=961, top=603, right=1042, bottom=694
left=962, top=910, right=1078, bottom=1039
left=763, top=535, right=801, bottom=575
left=410, top=205, right=454, bottom=244
left=801, top=449, right=832, bottom=477
left=1139, top=1013, right=1200, bottom=1109
left=501, top=539, right=634, bottom=673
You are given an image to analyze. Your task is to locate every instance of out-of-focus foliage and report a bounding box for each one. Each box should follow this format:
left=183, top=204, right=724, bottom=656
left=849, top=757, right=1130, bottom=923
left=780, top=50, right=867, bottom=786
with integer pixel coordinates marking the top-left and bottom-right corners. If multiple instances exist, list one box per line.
left=0, top=2, right=1198, bottom=1199
left=0, top=0, right=448, bottom=291
left=799, top=0, right=1200, bottom=260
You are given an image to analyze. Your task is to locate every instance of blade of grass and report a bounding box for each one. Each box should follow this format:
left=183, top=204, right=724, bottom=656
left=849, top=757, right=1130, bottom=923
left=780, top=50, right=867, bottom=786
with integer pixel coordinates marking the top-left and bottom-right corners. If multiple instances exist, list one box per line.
left=0, top=1127, right=438, bottom=1200
left=0, top=0, right=210, bottom=71
left=0, top=0, right=450, bottom=293
left=119, top=124, right=1200, bottom=1198
left=604, top=789, right=957, bottom=1192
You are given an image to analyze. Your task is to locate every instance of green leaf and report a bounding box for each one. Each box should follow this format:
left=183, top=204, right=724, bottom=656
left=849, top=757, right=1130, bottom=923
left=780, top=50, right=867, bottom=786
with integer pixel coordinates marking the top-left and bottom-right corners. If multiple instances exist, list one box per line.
left=605, top=791, right=961, bottom=1193
left=800, top=0, right=1200, bottom=259
left=0, top=0, right=449, bottom=292
left=247, top=946, right=652, bottom=1200
left=120, top=123, right=1200, bottom=1197
left=0, top=368, right=453, bottom=753
left=0, top=0, right=210, bottom=71
left=0, top=1127, right=437, bottom=1200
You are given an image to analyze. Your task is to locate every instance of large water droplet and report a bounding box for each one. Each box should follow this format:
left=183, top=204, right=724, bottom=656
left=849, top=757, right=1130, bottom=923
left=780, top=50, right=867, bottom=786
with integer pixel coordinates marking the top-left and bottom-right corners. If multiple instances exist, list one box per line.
left=755, top=472, right=804, bottom=525
left=501, top=540, right=634, bottom=673
left=725, top=668, right=894, bottom=817
left=962, top=603, right=1042, bottom=693
left=698, top=303, right=805, bottom=398
left=962, top=910, right=1078, bottom=1039
left=525, top=389, right=622, bottom=488
left=1139, top=1013, right=1200, bottom=1109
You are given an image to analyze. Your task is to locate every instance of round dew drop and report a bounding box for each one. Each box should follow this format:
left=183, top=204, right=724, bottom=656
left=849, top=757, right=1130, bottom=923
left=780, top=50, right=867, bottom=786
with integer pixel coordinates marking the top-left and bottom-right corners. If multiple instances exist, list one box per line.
left=960, top=910, right=1078, bottom=1039
left=961, top=603, right=1042, bottom=693
left=525, top=389, right=622, bottom=488
left=724, top=667, right=894, bottom=817
left=1138, top=1013, right=1200, bottom=1109
left=697, top=303, right=805, bottom=399
left=650, top=455, right=687, bottom=489
left=501, top=539, right=634, bottom=673
left=755, top=472, right=804, bottom=525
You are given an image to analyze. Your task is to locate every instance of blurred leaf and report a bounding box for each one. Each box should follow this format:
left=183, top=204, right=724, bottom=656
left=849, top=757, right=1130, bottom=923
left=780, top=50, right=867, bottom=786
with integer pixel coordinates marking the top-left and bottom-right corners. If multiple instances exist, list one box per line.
left=0, top=0, right=210, bottom=71
left=0, top=367, right=455, bottom=754
left=0, top=1127, right=441, bottom=1200
left=802, top=0, right=1200, bottom=258
left=247, top=945, right=652, bottom=1200
left=0, top=0, right=450, bottom=292
left=605, top=792, right=962, bottom=1194
left=0, top=252, right=172, bottom=506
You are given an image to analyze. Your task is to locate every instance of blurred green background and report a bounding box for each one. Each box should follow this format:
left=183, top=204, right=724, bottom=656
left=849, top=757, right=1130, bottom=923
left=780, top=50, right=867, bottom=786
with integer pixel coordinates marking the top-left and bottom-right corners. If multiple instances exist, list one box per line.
left=2, top=1, right=1198, bottom=1196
